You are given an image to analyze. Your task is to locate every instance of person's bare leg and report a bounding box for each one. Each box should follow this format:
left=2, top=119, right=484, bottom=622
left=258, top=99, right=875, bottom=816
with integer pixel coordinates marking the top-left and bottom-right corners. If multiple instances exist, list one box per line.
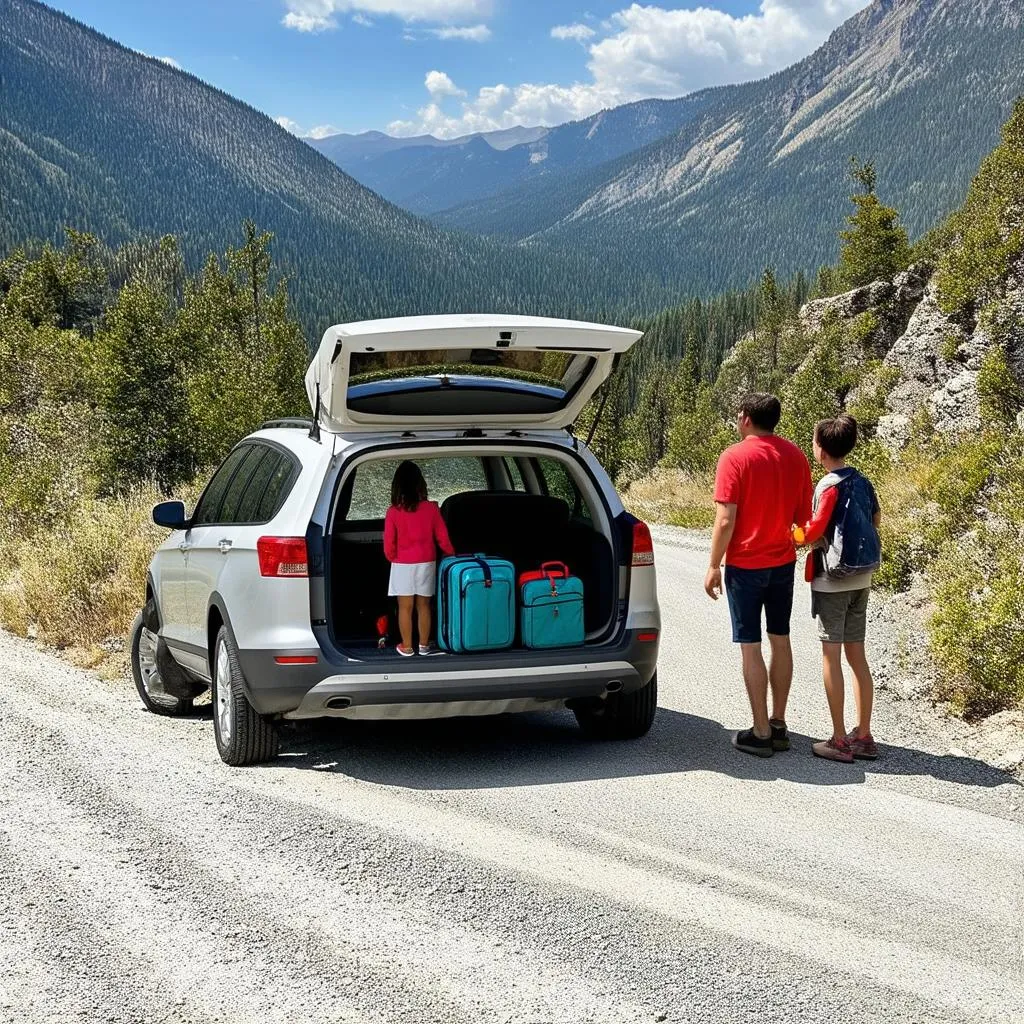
left=397, top=596, right=414, bottom=651
left=821, top=643, right=847, bottom=738
left=844, top=641, right=874, bottom=737
left=740, top=643, right=771, bottom=738
left=415, top=596, right=432, bottom=648
left=766, top=633, right=793, bottom=724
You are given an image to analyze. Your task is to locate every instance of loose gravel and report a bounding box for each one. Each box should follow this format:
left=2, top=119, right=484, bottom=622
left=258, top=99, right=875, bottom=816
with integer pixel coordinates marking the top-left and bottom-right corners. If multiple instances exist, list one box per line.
left=1, top=529, right=1021, bottom=1023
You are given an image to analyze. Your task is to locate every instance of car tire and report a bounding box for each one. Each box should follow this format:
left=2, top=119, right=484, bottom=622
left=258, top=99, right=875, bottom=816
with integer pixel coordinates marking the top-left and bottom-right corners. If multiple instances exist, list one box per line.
left=574, top=672, right=658, bottom=740
left=211, top=625, right=279, bottom=766
left=130, top=602, right=194, bottom=716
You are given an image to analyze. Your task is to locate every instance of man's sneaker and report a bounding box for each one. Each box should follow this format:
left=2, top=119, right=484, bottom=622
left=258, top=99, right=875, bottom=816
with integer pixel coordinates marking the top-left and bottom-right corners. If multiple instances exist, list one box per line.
left=846, top=731, right=879, bottom=760
left=769, top=718, right=790, bottom=751
left=732, top=728, right=775, bottom=758
left=812, top=736, right=855, bottom=763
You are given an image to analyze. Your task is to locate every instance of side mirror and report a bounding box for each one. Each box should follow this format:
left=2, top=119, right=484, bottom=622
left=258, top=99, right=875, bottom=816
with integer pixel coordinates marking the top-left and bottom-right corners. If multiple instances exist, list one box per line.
left=152, top=500, right=189, bottom=530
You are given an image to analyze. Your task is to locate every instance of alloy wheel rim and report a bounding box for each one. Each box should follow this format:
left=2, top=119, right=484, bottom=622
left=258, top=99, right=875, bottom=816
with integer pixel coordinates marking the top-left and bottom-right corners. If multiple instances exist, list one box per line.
left=137, top=626, right=176, bottom=707
left=215, top=641, right=233, bottom=743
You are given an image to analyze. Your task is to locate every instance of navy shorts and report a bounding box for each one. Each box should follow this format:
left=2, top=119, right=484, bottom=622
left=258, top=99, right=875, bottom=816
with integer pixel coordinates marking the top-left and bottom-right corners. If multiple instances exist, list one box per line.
left=724, top=563, right=796, bottom=644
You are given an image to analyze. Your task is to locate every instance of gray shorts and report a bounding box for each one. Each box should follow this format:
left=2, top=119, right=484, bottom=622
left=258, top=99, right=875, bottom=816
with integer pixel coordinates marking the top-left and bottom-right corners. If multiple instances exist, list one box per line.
left=811, top=588, right=870, bottom=644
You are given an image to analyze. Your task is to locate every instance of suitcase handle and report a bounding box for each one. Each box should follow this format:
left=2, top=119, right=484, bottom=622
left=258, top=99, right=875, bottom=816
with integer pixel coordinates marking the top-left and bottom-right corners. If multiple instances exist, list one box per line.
left=540, top=561, right=569, bottom=579
left=470, top=555, right=493, bottom=588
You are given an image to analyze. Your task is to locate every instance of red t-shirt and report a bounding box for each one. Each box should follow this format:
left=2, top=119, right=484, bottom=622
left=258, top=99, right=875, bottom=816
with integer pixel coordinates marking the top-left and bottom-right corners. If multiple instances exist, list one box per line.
left=714, top=435, right=813, bottom=570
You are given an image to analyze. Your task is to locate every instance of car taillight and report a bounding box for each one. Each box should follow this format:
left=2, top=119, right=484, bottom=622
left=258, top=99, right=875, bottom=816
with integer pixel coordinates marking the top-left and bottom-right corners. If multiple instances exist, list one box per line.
left=257, top=536, right=308, bottom=577
left=632, top=520, right=654, bottom=567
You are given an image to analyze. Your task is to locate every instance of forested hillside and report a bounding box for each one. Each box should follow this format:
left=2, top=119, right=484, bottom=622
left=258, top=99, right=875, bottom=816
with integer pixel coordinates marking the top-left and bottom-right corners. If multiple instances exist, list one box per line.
left=438, top=0, right=1023, bottom=296
left=0, top=0, right=678, bottom=336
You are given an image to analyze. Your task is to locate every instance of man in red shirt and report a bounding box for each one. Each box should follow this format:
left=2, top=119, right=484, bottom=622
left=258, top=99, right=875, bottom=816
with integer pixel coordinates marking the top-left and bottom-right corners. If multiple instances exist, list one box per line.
left=704, top=393, right=813, bottom=758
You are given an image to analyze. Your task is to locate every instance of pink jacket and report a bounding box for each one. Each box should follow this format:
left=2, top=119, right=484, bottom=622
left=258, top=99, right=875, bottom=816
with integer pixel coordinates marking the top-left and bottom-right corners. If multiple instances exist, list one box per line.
left=384, top=501, right=455, bottom=564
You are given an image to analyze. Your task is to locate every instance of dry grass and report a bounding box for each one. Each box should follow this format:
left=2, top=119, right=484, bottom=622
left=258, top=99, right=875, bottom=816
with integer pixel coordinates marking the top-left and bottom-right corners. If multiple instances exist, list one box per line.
left=0, top=486, right=170, bottom=654
left=623, top=469, right=716, bottom=529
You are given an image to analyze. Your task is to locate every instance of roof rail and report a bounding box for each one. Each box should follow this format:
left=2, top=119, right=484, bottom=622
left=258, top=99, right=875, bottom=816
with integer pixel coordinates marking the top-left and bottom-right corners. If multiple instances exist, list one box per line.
left=260, top=417, right=314, bottom=430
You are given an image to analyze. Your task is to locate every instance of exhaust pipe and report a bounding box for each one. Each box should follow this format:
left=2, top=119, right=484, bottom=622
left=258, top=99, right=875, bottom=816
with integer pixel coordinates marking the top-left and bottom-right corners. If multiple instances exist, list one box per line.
left=606, top=680, right=623, bottom=694
left=326, top=696, right=352, bottom=710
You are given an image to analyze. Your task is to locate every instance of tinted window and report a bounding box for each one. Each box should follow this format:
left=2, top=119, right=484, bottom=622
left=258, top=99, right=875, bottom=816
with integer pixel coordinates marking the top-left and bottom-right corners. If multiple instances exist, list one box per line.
left=346, top=457, right=488, bottom=521
left=255, top=454, right=297, bottom=522
left=219, top=447, right=265, bottom=524
left=537, top=456, right=591, bottom=523
left=192, top=447, right=252, bottom=526
left=234, top=447, right=280, bottom=523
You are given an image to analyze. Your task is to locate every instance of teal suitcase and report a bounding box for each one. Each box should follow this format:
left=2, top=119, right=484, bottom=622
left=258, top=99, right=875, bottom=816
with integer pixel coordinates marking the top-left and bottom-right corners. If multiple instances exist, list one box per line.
left=437, top=554, right=515, bottom=653
left=519, top=562, right=585, bottom=649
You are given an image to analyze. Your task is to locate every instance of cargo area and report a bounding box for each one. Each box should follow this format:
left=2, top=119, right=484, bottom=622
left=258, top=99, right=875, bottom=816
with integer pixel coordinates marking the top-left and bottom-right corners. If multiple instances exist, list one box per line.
left=325, top=451, right=619, bottom=656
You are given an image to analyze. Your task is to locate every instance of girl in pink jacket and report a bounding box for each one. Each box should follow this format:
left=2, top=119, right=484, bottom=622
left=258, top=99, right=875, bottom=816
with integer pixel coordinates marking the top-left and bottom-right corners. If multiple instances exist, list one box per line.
left=384, top=461, right=455, bottom=656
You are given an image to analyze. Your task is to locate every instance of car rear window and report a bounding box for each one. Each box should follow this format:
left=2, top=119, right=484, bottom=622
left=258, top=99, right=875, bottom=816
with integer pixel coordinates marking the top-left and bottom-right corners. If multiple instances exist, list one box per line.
left=345, top=456, right=488, bottom=520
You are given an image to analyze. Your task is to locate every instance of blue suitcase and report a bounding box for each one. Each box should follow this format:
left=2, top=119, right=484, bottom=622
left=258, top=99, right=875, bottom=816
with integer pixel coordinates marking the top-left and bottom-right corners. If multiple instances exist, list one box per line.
left=437, top=554, right=515, bottom=653
left=519, top=562, right=585, bottom=649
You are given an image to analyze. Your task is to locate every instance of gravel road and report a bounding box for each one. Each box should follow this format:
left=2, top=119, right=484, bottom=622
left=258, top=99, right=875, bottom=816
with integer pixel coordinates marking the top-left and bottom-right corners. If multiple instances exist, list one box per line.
left=2, top=527, right=1022, bottom=1024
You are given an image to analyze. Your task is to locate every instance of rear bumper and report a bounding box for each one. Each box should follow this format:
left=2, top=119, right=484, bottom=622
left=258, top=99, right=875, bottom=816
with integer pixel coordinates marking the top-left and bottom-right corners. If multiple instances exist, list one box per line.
left=238, top=630, right=658, bottom=716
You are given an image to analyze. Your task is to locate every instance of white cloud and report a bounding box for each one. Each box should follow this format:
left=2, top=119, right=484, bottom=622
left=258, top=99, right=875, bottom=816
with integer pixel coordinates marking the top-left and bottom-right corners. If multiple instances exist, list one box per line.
left=388, top=1, right=870, bottom=137
left=551, top=23, right=595, bottom=42
left=352, top=12, right=373, bottom=25
left=430, top=24, right=491, bottom=41
left=137, top=50, right=183, bottom=69
left=281, top=1, right=493, bottom=32
left=425, top=69, right=466, bottom=99
left=275, top=116, right=341, bottom=138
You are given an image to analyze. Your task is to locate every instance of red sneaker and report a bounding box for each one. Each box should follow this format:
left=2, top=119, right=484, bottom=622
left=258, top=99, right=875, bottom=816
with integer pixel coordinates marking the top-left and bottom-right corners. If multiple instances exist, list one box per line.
left=812, top=736, right=855, bottom=763
left=847, top=731, right=879, bottom=760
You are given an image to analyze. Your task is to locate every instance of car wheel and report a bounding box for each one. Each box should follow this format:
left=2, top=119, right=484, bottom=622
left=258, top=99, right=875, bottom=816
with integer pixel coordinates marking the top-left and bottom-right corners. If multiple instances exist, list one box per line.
left=574, top=672, right=658, bottom=740
left=211, top=625, right=279, bottom=766
left=130, top=603, right=194, bottom=716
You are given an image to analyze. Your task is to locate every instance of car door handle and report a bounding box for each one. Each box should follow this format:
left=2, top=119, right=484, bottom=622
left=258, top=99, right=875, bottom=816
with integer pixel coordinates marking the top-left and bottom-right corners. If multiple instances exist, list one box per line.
left=218, top=539, right=233, bottom=554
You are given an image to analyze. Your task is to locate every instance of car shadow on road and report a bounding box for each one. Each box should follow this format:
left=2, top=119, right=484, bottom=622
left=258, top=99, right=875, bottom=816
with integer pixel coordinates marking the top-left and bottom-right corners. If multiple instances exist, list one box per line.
left=271, top=705, right=1017, bottom=792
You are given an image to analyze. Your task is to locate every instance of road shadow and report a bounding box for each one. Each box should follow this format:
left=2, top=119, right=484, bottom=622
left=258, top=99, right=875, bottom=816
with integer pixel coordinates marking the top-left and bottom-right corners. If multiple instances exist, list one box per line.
left=270, top=704, right=1018, bottom=792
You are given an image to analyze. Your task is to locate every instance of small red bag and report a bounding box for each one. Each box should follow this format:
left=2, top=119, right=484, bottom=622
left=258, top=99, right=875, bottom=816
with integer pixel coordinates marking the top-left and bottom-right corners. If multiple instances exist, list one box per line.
left=518, top=561, right=570, bottom=587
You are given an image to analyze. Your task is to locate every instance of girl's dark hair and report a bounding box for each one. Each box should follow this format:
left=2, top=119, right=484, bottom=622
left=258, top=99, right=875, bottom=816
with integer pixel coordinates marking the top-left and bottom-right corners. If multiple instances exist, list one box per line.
left=391, top=460, right=428, bottom=511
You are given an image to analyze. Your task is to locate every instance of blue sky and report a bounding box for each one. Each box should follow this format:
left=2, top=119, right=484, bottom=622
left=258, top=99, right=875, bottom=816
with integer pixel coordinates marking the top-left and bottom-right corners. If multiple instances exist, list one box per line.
left=49, top=1, right=870, bottom=138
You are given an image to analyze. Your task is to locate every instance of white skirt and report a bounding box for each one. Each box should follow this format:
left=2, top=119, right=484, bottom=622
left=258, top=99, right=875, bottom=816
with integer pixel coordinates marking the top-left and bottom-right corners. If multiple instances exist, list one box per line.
left=388, top=560, right=437, bottom=597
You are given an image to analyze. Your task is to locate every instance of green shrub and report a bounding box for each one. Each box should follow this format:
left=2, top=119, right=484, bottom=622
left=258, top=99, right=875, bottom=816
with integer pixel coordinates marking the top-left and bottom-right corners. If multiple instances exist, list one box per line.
left=928, top=536, right=1024, bottom=716
left=977, top=344, right=1024, bottom=425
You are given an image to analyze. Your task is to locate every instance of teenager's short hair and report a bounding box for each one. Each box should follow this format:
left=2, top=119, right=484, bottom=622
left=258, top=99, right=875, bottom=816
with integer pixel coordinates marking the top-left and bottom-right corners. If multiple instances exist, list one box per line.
left=815, top=414, right=859, bottom=458
left=737, top=393, right=782, bottom=431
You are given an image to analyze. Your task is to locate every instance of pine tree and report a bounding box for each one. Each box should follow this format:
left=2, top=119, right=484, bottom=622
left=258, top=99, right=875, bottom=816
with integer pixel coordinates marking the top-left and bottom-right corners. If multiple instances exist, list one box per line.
left=837, top=158, right=912, bottom=290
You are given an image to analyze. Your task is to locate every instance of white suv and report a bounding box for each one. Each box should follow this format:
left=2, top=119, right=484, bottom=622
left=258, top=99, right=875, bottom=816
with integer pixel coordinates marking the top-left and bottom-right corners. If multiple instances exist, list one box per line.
left=132, top=315, right=661, bottom=765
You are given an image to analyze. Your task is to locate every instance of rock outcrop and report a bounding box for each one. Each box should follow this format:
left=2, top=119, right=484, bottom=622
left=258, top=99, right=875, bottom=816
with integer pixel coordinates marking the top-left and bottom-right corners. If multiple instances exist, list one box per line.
left=799, top=265, right=928, bottom=356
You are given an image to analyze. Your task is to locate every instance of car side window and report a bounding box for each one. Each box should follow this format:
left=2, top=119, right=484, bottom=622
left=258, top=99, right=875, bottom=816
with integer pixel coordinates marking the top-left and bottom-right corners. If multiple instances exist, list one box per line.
left=255, top=453, right=297, bottom=522
left=217, top=446, right=265, bottom=524
left=537, top=456, right=591, bottom=523
left=234, top=447, right=280, bottom=523
left=191, top=447, right=252, bottom=526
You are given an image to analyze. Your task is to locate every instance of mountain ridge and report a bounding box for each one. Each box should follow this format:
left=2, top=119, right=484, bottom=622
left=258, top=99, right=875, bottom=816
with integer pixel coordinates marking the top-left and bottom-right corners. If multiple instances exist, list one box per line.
left=434, top=0, right=1023, bottom=295
left=0, top=0, right=675, bottom=335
